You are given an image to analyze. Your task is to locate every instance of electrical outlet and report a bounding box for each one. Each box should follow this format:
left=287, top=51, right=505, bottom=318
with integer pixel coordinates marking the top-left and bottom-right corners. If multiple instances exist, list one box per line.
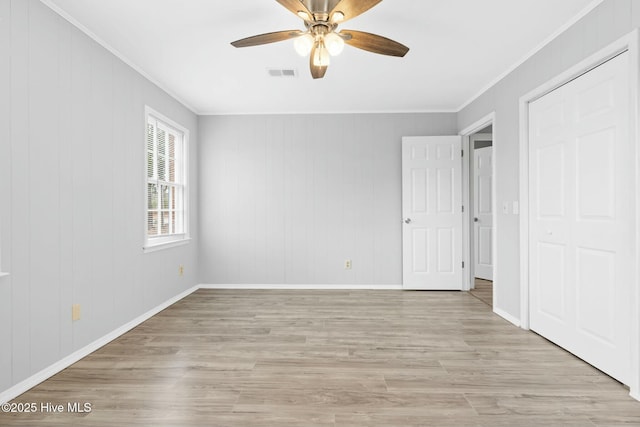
left=345, top=259, right=352, bottom=270
left=72, top=304, right=81, bottom=321
left=179, top=265, right=184, bottom=276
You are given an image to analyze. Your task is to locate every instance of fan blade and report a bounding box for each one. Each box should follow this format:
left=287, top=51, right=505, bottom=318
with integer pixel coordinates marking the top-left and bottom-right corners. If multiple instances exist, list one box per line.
left=341, top=30, right=409, bottom=57
left=276, top=0, right=314, bottom=21
left=231, top=30, right=304, bottom=48
left=309, top=43, right=328, bottom=79
left=329, top=0, right=382, bottom=23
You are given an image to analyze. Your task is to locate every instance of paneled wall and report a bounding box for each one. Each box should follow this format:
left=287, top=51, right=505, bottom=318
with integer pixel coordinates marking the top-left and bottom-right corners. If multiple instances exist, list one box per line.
left=457, top=0, right=640, bottom=320
left=0, top=0, right=198, bottom=393
left=199, top=113, right=457, bottom=286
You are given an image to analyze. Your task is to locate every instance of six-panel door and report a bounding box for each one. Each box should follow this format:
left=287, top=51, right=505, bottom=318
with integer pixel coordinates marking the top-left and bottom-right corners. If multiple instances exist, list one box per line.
left=402, top=136, right=463, bottom=290
left=529, top=52, right=632, bottom=384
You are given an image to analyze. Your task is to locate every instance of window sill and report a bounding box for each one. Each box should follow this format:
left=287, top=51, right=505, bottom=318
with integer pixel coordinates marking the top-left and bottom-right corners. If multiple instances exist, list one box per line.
left=143, top=238, right=192, bottom=253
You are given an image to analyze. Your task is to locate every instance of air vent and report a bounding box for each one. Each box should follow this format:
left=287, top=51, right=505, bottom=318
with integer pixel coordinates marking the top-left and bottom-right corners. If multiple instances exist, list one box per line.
left=267, top=68, right=298, bottom=78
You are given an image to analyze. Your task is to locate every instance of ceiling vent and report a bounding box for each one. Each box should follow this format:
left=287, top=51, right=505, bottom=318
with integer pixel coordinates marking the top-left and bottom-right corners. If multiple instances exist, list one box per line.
left=267, top=68, right=298, bottom=78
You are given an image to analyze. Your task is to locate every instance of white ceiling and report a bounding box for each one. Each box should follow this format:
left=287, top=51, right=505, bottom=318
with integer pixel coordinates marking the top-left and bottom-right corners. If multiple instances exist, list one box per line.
left=43, top=0, right=599, bottom=115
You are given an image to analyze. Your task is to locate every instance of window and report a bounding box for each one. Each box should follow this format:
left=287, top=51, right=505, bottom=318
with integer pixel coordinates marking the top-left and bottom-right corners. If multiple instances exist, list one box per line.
left=144, top=107, right=189, bottom=251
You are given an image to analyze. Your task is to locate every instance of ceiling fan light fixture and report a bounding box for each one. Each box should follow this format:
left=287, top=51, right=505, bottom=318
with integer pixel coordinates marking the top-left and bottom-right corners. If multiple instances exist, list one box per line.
left=312, top=41, right=330, bottom=67
left=297, top=10, right=310, bottom=21
left=330, top=11, right=345, bottom=23
left=231, top=0, right=410, bottom=79
left=294, top=33, right=314, bottom=56
left=324, top=32, right=345, bottom=56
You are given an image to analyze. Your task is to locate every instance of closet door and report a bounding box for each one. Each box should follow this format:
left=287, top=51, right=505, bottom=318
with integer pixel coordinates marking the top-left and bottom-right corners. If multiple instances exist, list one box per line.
left=529, top=52, right=632, bottom=384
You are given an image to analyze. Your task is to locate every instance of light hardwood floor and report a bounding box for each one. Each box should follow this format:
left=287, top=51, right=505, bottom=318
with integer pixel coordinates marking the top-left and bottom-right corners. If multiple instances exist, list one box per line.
left=1, top=289, right=639, bottom=426
left=470, top=279, right=493, bottom=308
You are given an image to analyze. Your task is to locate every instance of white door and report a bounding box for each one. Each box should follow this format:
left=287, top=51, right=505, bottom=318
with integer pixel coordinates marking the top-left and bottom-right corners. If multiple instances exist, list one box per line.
left=529, top=52, right=632, bottom=384
left=402, top=136, right=463, bottom=290
left=474, top=146, right=493, bottom=281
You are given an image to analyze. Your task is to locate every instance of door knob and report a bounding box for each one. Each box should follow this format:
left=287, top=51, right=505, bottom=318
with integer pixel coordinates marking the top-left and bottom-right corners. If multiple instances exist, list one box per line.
left=404, top=218, right=412, bottom=224
left=474, top=217, right=479, bottom=222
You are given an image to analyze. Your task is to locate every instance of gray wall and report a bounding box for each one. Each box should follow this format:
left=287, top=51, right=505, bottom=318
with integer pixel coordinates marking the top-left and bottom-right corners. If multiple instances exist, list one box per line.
left=0, top=0, right=198, bottom=393
left=458, top=0, right=640, bottom=320
left=199, top=113, right=457, bottom=285
left=3, top=0, right=635, bottom=398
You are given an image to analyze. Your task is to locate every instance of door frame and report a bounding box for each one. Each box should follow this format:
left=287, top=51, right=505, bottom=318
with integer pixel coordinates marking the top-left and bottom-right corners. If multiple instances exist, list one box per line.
left=518, top=30, right=640, bottom=399
left=460, top=113, right=497, bottom=309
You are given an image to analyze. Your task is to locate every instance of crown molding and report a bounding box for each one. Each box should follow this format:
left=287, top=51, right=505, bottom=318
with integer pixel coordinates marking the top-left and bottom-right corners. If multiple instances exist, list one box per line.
left=456, top=0, right=605, bottom=113
left=39, top=0, right=199, bottom=115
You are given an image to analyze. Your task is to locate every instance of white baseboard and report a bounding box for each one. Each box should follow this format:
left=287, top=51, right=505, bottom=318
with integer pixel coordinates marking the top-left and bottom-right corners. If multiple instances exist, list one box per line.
left=198, top=283, right=403, bottom=290
left=630, top=389, right=640, bottom=402
left=0, top=285, right=199, bottom=405
left=1, top=283, right=403, bottom=403
left=493, top=307, right=521, bottom=327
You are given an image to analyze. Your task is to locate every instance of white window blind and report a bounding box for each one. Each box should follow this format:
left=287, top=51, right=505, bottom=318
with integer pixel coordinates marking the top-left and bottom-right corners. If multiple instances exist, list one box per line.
left=145, top=108, right=188, bottom=250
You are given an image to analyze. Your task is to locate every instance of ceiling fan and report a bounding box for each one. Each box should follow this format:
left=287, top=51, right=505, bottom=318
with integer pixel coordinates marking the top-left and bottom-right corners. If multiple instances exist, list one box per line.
left=231, top=0, right=410, bottom=79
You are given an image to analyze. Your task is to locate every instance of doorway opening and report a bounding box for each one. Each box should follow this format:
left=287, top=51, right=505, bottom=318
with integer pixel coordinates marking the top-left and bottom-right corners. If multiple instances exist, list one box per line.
left=461, top=114, right=496, bottom=309
left=469, top=127, right=493, bottom=307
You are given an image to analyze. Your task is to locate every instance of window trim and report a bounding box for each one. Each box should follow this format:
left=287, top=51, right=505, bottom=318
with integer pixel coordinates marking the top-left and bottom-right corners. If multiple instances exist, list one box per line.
left=143, top=106, right=190, bottom=252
